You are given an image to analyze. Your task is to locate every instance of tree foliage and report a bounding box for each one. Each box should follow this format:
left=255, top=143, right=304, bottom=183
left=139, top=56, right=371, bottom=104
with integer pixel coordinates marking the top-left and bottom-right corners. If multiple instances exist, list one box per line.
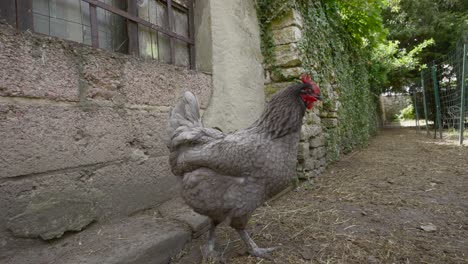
left=369, top=38, right=435, bottom=92
left=327, top=0, right=467, bottom=93
left=381, top=0, right=468, bottom=92
left=326, top=0, right=387, bottom=47
left=322, top=0, right=437, bottom=94
left=256, top=0, right=466, bottom=94
left=384, top=0, right=468, bottom=61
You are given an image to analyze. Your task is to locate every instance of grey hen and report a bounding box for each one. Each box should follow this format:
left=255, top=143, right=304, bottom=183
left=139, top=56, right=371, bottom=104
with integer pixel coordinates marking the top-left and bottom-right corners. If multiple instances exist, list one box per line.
left=167, top=74, right=322, bottom=260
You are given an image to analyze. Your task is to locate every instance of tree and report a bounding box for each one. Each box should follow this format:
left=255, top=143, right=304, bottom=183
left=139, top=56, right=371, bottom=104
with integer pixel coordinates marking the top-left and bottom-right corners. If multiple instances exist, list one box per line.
left=381, top=0, right=468, bottom=92
left=327, top=0, right=440, bottom=94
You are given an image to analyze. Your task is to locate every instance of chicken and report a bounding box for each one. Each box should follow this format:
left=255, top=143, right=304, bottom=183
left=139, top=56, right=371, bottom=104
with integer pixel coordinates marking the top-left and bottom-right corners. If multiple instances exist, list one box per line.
left=166, top=74, right=322, bottom=260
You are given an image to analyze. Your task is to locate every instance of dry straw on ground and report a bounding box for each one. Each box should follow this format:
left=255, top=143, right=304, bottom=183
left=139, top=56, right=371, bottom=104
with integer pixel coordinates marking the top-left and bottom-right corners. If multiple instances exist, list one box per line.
left=174, top=127, right=468, bottom=264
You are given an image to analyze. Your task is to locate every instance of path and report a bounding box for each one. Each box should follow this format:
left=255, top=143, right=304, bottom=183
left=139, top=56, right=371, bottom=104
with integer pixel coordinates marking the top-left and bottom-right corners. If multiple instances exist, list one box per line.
left=174, top=127, right=468, bottom=263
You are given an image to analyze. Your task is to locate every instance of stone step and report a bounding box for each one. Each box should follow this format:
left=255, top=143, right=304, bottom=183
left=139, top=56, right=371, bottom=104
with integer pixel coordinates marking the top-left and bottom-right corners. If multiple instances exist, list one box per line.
left=3, top=213, right=192, bottom=264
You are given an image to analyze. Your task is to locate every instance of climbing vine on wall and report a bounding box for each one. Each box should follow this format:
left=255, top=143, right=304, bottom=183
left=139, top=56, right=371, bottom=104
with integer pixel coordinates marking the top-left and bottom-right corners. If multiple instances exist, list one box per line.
left=255, top=0, right=295, bottom=78
left=256, top=0, right=381, bottom=160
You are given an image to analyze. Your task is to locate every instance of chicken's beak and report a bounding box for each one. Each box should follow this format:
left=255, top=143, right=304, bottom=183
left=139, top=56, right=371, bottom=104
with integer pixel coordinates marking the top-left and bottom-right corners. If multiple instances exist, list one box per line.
left=314, top=94, right=323, bottom=101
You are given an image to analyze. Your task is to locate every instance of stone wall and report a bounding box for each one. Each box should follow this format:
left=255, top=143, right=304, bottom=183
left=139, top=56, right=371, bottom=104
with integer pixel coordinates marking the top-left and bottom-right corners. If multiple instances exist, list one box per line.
left=264, top=9, right=330, bottom=180
left=260, top=0, right=380, bottom=175
left=380, top=94, right=412, bottom=123
left=0, top=22, right=212, bottom=240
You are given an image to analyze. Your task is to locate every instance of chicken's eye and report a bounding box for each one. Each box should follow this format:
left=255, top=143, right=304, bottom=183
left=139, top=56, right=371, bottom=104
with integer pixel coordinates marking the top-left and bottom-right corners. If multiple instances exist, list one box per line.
left=301, top=88, right=313, bottom=95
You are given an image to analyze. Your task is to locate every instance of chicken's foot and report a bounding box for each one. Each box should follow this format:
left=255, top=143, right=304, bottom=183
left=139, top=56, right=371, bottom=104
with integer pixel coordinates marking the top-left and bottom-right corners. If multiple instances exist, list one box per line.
left=237, top=229, right=277, bottom=260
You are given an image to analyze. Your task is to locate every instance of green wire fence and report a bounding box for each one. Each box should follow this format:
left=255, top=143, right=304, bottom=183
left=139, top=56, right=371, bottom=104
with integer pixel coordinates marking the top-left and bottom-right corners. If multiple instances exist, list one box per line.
left=414, top=41, right=468, bottom=145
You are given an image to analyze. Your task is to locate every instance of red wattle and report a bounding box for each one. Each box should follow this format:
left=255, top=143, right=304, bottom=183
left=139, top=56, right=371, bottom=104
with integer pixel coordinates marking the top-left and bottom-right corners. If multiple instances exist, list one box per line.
left=300, top=94, right=316, bottom=109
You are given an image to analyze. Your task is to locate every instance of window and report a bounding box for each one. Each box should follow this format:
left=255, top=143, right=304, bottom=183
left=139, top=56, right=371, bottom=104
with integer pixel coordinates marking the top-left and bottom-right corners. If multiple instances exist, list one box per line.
left=138, top=0, right=190, bottom=67
left=32, top=0, right=128, bottom=53
left=1, top=0, right=195, bottom=68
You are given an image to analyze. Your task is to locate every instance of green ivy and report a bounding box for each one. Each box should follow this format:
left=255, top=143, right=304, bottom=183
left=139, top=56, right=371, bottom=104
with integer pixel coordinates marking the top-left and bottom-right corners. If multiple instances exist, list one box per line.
left=255, top=0, right=294, bottom=76
left=256, top=0, right=381, bottom=160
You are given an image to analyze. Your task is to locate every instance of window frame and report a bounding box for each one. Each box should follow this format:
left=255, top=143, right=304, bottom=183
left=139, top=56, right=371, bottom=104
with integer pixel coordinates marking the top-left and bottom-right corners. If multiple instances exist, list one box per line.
left=3, top=0, right=195, bottom=69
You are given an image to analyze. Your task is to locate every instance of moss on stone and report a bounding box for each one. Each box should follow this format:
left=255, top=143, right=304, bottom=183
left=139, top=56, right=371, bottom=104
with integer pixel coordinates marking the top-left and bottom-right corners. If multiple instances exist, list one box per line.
left=257, top=0, right=380, bottom=162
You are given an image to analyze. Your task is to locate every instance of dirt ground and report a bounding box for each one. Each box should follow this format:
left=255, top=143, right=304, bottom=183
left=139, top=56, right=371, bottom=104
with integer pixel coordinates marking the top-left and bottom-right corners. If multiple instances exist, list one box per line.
left=173, top=127, right=468, bottom=264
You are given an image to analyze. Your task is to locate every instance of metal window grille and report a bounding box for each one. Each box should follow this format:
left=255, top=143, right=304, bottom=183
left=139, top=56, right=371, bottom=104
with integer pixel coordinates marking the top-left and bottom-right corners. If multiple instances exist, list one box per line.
left=0, top=0, right=195, bottom=69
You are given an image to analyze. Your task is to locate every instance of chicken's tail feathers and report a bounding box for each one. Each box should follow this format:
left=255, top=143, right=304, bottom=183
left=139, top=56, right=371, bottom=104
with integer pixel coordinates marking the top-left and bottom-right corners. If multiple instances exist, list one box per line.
left=167, top=91, right=223, bottom=150
left=169, top=91, right=202, bottom=128
left=167, top=91, right=202, bottom=143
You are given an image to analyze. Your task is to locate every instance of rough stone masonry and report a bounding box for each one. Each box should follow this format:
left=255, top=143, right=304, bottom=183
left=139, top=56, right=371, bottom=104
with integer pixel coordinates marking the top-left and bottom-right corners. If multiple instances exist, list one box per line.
left=0, top=21, right=212, bottom=242
left=263, top=8, right=331, bottom=180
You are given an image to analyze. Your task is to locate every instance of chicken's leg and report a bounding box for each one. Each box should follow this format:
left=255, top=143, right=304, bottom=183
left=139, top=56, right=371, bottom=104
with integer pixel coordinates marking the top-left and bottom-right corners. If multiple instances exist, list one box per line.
left=206, top=223, right=216, bottom=252
left=237, top=229, right=277, bottom=260
left=202, top=222, right=225, bottom=263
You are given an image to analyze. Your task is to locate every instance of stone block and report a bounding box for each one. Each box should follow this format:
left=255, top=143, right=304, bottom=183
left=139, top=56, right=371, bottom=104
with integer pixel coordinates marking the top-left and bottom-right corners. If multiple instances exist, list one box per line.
left=296, top=163, right=304, bottom=172
left=305, top=111, right=321, bottom=125
left=0, top=103, right=132, bottom=178
left=274, top=43, right=301, bottom=67
left=322, top=118, right=338, bottom=128
left=0, top=102, right=173, bottom=179
left=0, top=24, right=79, bottom=101
left=318, top=157, right=327, bottom=167
left=0, top=170, right=87, bottom=234
left=82, top=50, right=212, bottom=109
left=82, top=51, right=126, bottom=105
left=3, top=215, right=191, bottom=264
left=0, top=180, right=35, bottom=233
left=128, top=111, right=171, bottom=158
left=304, top=158, right=318, bottom=171
left=7, top=191, right=99, bottom=240
left=297, top=142, right=310, bottom=161
left=296, top=171, right=306, bottom=179
left=310, top=135, right=325, bottom=148
left=271, top=9, right=303, bottom=30
left=264, top=69, right=272, bottom=84
left=318, top=165, right=326, bottom=173
left=272, top=26, right=302, bottom=45
left=0, top=23, right=213, bottom=108
left=122, top=59, right=212, bottom=108
left=300, top=124, right=322, bottom=141
left=311, top=146, right=326, bottom=159
left=304, top=170, right=320, bottom=179
left=91, top=156, right=180, bottom=220
left=271, top=67, right=304, bottom=82
left=86, top=218, right=190, bottom=264
left=0, top=156, right=179, bottom=235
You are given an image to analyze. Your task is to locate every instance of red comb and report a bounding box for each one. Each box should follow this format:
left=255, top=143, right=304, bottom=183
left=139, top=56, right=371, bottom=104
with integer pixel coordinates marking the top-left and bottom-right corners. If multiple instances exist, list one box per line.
left=301, top=74, right=312, bottom=84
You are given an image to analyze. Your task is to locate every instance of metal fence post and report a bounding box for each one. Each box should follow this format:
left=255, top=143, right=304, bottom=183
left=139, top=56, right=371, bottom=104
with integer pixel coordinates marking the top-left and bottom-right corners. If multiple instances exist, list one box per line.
left=460, top=43, right=467, bottom=145
left=421, top=70, right=430, bottom=136
left=432, top=65, right=443, bottom=139
left=413, top=89, right=420, bottom=131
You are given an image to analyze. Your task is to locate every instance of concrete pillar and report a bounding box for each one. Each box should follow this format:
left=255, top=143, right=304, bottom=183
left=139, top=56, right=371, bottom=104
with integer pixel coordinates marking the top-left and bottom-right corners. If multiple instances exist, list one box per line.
left=199, top=0, right=265, bottom=132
